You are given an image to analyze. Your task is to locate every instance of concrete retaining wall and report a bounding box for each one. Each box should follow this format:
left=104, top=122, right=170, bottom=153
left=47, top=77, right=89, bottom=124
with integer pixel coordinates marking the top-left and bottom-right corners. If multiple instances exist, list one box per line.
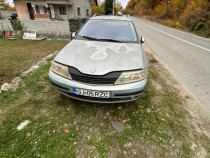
left=0, top=20, right=13, bottom=31
left=20, top=20, right=70, bottom=38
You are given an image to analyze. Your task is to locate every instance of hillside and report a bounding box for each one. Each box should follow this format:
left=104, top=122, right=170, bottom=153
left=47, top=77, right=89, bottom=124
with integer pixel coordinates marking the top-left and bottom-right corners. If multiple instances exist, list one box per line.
left=126, top=0, right=210, bottom=37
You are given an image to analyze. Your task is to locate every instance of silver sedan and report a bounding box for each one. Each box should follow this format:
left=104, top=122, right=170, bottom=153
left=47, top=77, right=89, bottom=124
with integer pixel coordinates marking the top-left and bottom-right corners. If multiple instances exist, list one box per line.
left=49, top=16, right=148, bottom=103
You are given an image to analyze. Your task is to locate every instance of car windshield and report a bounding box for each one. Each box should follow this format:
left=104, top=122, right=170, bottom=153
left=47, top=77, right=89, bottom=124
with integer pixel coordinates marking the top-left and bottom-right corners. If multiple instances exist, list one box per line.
left=78, top=19, right=137, bottom=42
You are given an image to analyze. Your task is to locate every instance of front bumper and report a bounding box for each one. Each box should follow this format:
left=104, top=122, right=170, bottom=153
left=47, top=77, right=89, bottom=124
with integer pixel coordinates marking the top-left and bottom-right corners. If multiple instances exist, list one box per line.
left=49, top=70, right=147, bottom=103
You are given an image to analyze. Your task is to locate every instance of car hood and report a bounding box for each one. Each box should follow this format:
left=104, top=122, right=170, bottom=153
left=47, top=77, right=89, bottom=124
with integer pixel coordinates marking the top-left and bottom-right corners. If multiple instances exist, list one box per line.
left=54, top=40, right=147, bottom=75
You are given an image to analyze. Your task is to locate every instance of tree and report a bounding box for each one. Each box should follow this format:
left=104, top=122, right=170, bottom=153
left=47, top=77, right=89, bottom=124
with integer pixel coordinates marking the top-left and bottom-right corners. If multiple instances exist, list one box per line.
left=141, top=0, right=160, bottom=10
left=126, top=0, right=135, bottom=10
left=92, top=5, right=105, bottom=15
left=116, top=1, right=122, bottom=13
left=152, top=0, right=160, bottom=10
left=0, top=0, right=10, bottom=10
left=104, top=0, right=113, bottom=15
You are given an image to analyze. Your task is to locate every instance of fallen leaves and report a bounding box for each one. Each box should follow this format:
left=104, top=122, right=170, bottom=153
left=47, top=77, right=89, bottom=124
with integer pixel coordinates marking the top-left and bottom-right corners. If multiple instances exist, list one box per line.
left=149, top=58, right=158, bottom=63
left=47, top=130, right=51, bottom=135
left=76, top=126, right=79, bottom=131
left=27, top=132, right=31, bottom=137
left=47, top=130, right=56, bottom=136
left=64, top=126, right=79, bottom=133
left=142, top=131, right=145, bottom=137
left=122, top=119, right=128, bottom=123
left=64, top=129, right=69, bottom=134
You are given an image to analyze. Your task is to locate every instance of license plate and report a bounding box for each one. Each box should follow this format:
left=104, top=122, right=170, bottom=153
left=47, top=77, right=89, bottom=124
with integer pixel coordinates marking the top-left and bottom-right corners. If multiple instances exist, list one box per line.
left=73, top=88, right=110, bottom=98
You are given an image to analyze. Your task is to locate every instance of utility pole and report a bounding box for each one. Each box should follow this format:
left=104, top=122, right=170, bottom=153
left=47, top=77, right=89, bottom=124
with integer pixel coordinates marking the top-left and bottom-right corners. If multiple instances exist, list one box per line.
left=166, top=0, right=170, bottom=10
left=165, top=0, right=170, bottom=15
left=112, top=0, right=115, bottom=15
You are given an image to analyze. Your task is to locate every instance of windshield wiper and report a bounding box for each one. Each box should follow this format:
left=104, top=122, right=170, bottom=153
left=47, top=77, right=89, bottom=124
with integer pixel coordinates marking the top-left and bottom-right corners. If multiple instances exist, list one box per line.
left=79, top=35, right=101, bottom=41
left=100, top=39, right=127, bottom=43
left=79, top=35, right=127, bottom=43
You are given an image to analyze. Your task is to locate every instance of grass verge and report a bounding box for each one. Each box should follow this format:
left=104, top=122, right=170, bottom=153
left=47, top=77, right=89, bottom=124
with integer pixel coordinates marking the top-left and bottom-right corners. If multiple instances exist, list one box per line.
left=0, top=39, right=69, bottom=86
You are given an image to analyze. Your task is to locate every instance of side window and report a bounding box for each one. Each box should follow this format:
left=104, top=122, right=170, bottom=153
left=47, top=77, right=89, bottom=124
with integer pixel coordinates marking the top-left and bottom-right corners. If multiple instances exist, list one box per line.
left=86, top=9, right=89, bottom=16
left=77, top=7, right=81, bottom=16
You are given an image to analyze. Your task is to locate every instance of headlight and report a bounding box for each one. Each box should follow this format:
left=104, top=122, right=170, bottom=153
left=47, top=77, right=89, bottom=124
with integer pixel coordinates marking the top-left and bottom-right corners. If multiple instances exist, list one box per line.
left=51, top=61, right=72, bottom=80
left=115, top=68, right=148, bottom=85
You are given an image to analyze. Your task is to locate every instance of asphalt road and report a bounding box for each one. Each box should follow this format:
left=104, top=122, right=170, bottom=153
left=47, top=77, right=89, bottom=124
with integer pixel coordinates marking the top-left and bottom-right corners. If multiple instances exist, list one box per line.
left=132, top=17, right=210, bottom=113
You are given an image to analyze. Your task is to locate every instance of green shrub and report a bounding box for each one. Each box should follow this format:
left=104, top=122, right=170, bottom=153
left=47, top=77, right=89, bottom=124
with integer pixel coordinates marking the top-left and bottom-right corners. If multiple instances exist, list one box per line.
left=194, top=22, right=205, bottom=32
left=11, top=20, right=22, bottom=31
left=190, top=18, right=206, bottom=32
left=181, top=13, right=196, bottom=27
left=199, top=20, right=210, bottom=37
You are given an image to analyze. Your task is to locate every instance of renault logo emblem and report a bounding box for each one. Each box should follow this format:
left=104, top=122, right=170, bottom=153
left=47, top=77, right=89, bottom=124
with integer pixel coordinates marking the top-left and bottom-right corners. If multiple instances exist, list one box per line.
left=90, top=67, right=96, bottom=73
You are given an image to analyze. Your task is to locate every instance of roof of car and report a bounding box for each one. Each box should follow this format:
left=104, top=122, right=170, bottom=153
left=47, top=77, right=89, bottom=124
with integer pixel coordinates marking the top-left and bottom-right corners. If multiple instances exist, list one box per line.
left=90, top=16, right=132, bottom=22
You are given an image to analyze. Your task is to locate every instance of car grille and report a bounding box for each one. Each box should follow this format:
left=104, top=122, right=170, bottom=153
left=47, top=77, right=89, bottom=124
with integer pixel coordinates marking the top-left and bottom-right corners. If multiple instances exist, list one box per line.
left=68, top=66, right=121, bottom=85
left=70, top=74, right=117, bottom=84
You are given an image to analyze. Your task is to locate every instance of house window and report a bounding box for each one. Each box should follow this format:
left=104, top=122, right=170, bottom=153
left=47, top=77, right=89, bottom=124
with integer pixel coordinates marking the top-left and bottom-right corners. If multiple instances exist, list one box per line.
left=35, top=5, right=40, bottom=14
left=59, top=6, right=67, bottom=15
left=77, top=7, right=81, bottom=15
left=86, top=9, right=89, bottom=16
left=40, top=6, right=47, bottom=14
left=35, top=5, right=47, bottom=14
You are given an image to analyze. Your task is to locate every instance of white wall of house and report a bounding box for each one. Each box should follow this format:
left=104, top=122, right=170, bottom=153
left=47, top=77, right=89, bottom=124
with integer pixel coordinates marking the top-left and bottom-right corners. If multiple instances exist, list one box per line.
left=51, top=1, right=90, bottom=20
left=73, top=0, right=92, bottom=18
left=14, top=0, right=92, bottom=20
left=51, top=0, right=92, bottom=19
left=53, top=5, right=68, bottom=20
left=68, top=5, right=74, bottom=19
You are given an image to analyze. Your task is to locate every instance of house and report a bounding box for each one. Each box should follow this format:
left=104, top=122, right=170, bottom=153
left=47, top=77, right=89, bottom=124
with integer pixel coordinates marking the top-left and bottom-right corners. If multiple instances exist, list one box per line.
left=14, top=0, right=96, bottom=20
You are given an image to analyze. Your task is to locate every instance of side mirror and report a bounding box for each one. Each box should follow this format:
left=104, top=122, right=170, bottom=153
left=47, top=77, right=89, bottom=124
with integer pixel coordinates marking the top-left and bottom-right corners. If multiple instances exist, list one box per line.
left=71, top=32, right=77, bottom=39
left=140, top=36, right=145, bottom=44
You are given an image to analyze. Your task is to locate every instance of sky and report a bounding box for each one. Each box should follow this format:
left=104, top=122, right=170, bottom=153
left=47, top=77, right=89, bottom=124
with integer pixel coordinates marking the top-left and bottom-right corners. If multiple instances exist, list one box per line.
left=6, top=0, right=129, bottom=9
left=99, top=0, right=129, bottom=9
left=6, top=0, right=14, bottom=7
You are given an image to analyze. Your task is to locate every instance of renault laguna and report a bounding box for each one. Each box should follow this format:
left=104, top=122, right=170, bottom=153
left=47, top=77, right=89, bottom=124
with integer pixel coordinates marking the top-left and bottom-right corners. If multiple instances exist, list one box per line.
left=49, top=16, right=148, bottom=103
